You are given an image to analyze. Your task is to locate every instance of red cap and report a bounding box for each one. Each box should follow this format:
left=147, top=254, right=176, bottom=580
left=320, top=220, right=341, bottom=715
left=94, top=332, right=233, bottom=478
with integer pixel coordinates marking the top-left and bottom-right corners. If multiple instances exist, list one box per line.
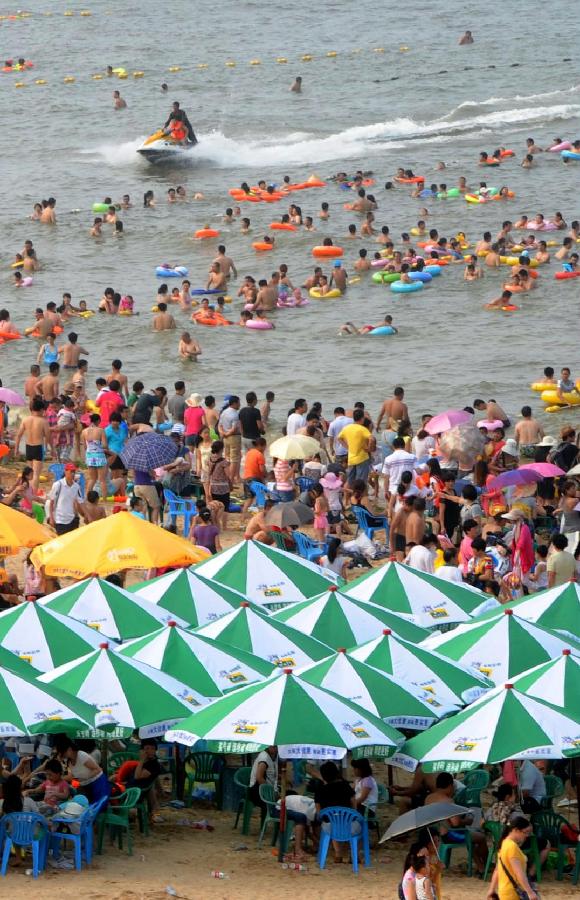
left=328, top=585, right=338, bottom=593
left=168, top=620, right=177, bottom=628
left=504, top=608, right=513, bottom=616
left=382, top=629, right=392, bottom=636
left=563, top=649, right=571, bottom=656
left=504, top=683, right=513, bottom=690
left=283, top=668, right=293, bottom=675
left=99, top=642, right=109, bottom=650
left=64, top=462, right=77, bottom=472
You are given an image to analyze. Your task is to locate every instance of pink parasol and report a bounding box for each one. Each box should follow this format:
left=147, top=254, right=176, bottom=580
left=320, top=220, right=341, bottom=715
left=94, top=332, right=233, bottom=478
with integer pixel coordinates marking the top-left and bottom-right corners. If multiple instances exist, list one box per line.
left=424, top=409, right=472, bottom=435
left=0, top=388, right=25, bottom=406
left=487, top=469, right=542, bottom=490
left=519, top=462, right=566, bottom=477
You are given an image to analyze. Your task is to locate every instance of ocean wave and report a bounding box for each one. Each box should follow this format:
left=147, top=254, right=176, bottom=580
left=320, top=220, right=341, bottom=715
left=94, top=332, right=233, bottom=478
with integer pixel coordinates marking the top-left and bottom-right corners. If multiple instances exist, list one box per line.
left=441, top=84, right=580, bottom=120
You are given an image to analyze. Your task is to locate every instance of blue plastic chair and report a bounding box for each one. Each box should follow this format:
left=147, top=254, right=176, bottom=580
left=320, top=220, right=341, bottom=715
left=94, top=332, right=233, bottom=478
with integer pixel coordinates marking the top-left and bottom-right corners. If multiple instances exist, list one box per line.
left=296, top=476, right=317, bottom=493
left=163, top=488, right=197, bottom=534
left=2, top=751, right=20, bottom=772
left=350, top=504, right=389, bottom=541
left=49, top=797, right=108, bottom=870
left=1, top=812, right=49, bottom=879
left=318, top=807, right=370, bottom=874
left=293, top=530, right=325, bottom=562
left=248, top=480, right=273, bottom=510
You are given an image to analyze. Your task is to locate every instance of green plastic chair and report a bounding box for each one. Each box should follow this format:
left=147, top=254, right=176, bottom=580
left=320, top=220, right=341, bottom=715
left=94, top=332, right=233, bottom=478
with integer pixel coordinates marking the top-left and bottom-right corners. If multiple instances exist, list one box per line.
left=531, top=810, right=575, bottom=881
left=257, top=783, right=293, bottom=851
left=365, top=783, right=390, bottom=842
left=184, top=752, right=225, bottom=808
left=438, top=827, right=474, bottom=876
left=269, top=531, right=293, bottom=552
left=31, top=502, right=45, bottom=524
left=541, top=774, right=564, bottom=810
left=461, top=769, right=490, bottom=806
left=483, top=820, right=503, bottom=880
left=232, top=766, right=259, bottom=835
left=107, top=750, right=139, bottom=776
left=96, top=787, right=141, bottom=856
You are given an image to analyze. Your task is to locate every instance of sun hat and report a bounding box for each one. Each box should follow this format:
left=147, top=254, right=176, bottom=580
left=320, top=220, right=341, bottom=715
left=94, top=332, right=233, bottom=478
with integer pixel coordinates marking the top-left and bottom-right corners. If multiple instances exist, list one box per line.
left=501, top=508, right=525, bottom=521
left=537, top=435, right=557, bottom=447
left=185, top=392, right=202, bottom=407
left=502, top=438, right=519, bottom=457
left=319, top=472, right=343, bottom=489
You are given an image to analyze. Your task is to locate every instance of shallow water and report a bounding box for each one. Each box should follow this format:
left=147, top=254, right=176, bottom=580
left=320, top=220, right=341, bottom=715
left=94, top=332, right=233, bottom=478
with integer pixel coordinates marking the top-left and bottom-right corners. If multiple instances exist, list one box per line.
left=1, top=0, right=579, bottom=428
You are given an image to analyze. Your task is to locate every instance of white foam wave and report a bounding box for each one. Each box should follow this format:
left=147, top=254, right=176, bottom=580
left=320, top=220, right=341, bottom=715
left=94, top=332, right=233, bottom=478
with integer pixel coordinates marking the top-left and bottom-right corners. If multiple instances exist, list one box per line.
left=443, top=84, right=580, bottom=118
left=88, top=101, right=580, bottom=169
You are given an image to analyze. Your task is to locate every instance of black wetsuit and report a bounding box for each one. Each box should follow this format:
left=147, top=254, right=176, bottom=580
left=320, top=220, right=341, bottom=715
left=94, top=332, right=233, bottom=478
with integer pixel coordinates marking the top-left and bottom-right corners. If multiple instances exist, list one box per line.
left=164, top=109, right=197, bottom=144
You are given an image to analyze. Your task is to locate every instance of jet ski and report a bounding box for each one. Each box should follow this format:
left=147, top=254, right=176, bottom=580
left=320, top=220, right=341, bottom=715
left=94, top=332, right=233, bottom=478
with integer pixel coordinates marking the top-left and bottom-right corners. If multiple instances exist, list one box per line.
left=137, top=129, right=197, bottom=165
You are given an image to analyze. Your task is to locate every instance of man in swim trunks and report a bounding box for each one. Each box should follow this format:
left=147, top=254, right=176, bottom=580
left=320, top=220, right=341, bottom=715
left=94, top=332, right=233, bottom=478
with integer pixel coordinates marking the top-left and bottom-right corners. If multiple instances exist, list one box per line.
left=515, top=406, right=544, bottom=457
left=15, top=397, right=51, bottom=492
left=376, top=386, right=409, bottom=430
left=213, top=245, right=237, bottom=279
left=330, top=261, right=348, bottom=292
left=256, top=276, right=279, bottom=311
left=206, top=262, right=227, bottom=292
left=36, top=362, right=60, bottom=402
left=152, top=303, right=176, bottom=331
left=163, top=101, right=197, bottom=144
left=62, top=333, right=89, bottom=369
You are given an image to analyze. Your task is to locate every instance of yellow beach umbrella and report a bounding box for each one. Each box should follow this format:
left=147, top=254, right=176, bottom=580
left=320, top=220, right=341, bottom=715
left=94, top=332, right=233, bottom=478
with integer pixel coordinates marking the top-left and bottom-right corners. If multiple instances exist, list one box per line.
left=269, top=434, right=320, bottom=461
left=0, top=504, right=52, bottom=555
left=30, top=512, right=209, bottom=578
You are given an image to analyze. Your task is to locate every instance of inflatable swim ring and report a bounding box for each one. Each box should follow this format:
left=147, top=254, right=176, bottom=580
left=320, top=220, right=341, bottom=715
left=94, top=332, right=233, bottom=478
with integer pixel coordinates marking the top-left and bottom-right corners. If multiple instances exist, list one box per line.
left=309, top=288, right=342, bottom=299
left=246, top=320, right=273, bottom=330
left=424, top=265, right=442, bottom=276
left=195, top=228, right=219, bottom=239
left=252, top=242, right=274, bottom=251
left=372, top=272, right=400, bottom=284
left=192, top=311, right=231, bottom=326
left=436, top=188, right=461, bottom=199
left=391, top=281, right=423, bottom=293
left=549, top=141, right=572, bottom=152
left=368, top=325, right=396, bottom=335
left=562, top=151, right=580, bottom=161
left=155, top=265, right=188, bottom=277
left=397, top=176, right=425, bottom=184
left=0, top=332, right=21, bottom=342
left=92, top=203, right=109, bottom=213
left=530, top=382, right=556, bottom=392
left=270, top=223, right=297, bottom=231
left=555, top=271, right=580, bottom=280
left=541, top=390, right=580, bottom=406
left=312, top=246, right=343, bottom=258
left=408, top=272, right=432, bottom=283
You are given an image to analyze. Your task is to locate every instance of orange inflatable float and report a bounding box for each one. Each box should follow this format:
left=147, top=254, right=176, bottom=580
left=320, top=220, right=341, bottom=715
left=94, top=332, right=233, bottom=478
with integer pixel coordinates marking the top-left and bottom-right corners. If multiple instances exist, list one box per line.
left=253, top=242, right=274, bottom=251
left=270, top=223, right=297, bottom=231
left=192, top=311, right=231, bottom=326
left=312, top=246, right=343, bottom=258
left=195, top=228, right=220, bottom=239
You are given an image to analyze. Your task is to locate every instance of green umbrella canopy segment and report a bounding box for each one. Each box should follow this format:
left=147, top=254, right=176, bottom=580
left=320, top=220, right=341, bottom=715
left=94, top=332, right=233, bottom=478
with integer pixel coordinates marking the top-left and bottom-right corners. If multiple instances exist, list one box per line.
left=127, top=568, right=250, bottom=628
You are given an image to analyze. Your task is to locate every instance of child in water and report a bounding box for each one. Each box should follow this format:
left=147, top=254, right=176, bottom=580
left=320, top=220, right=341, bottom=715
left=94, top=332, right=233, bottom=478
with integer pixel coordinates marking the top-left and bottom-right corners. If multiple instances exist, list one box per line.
left=178, top=331, right=201, bottom=361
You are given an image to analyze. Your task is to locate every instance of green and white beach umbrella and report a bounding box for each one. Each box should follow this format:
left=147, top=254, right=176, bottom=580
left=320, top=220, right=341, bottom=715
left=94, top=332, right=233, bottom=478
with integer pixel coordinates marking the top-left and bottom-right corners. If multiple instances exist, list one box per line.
left=344, top=561, right=497, bottom=627
left=423, top=608, right=580, bottom=684
left=297, top=649, right=458, bottom=730
left=39, top=577, right=187, bottom=641
left=192, top=539, right=339, bottom=610
left=396, top=684, right=580, bottom=773
left=0, top=599, right=108, bottom=673
left=476, top=582, right=580, bottom=642
left=128, top=568, right=248, bottom=627
left=349, top=628, right=492, bottom=706
left=194, top=602, right=332, bottom=668
left=118, top=620, right=275, bottom=697
left=166, top=668, right=405, bottom=760
left=40, top=642, right=208, bottom=738
left=272, top=586, right=429, bottom=647
left=0, top=664, right=102, bottom=737
left=510, top=649, right=580, bottom=716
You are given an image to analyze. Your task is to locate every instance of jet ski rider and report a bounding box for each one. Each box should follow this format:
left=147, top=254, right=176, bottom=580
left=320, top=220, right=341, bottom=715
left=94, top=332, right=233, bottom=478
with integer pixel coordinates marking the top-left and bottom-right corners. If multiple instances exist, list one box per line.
left=164, top=101, right=197, bottom=144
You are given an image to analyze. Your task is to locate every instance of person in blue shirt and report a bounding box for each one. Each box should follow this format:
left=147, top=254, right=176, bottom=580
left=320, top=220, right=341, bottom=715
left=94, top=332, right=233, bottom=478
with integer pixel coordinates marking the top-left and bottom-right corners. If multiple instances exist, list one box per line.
left=129, top=496, right=147, bottom=519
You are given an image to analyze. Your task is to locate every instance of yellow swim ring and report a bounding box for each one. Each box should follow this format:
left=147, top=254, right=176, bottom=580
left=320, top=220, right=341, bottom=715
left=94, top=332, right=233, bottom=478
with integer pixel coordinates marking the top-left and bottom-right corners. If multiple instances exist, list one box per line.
left=309, top=287, right=342, bottom=299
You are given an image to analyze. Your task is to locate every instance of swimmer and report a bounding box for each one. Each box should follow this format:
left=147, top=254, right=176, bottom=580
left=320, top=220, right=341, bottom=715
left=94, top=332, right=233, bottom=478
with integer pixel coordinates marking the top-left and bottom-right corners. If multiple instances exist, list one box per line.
left=254, top=310, right=275, bottom=328
left=340, top=314, right=398, bottom=336
left=178, top=331, right=201, bottom=361
left=105, top=206, right=117, bottom=224
left=330, top=261, right=347, bottom=292
left=115, top=221, right=124, bottom=236
left=346, top=224, right=358, bottom=240
left=521, top=154, right=534, bottom=168
left=475, top=231, right=493, bottom=254
left=176, top=186, right=187, bottom=200
left=485, top=289, right=514, bottom=310
left=240, top=217, right=251, bottom=234
left=361, top=212, right=375, bottom=237
left=457, top=176, right=469, bottom=194
left=40, top=198, right=56, bottom=224
left=319, top=202, right=330, bottom=221
left=526, top=137, right=543, bottom=154
left=238, top=310, right=253, bottom=326
left=354, top=249, right=371, bottom=272
left=161, top=82, right=168, bottom=92
left=459, top=30, right=474, bottom=44
left=555, top=238, right=573, bottom=261
left=214, top=245, right=237, bottom=279
left=484, top=243, right=501, bottom=268
left=113, top=90, right=127, bottom=109
left=178, top=280, right=193, bottom=310
left=290, top=75, right=302, bottom=93
left=61, top=332, right=89, bottom=368
left=464, top=263, right=480, bottom=282
left=13, top=271, right=31, bottom=287
left=316, top=275, right=332, bottom=296
left=223, top=207, right=234, bottom=224
left=120, top=194, right=132, bottom=209
left=553, top=212, right=567, bottom=230
left=167, top=188, right=177, bottom=203
left=514, top=214, right=528, bottom=229
left=144, top=190, right=155, bottom=208
left=539, top=366, right=556, bottom=385
left=91, top=217, right=103, bottom=237
left=170, top=287, right=181, bottom=303
left=152, top=302, right=176, bottom=331
left=206, top=262, right=227, bottom=292
left=304, top=216, right=315, bottom=231
left=30, top=202, right=43, bottom=220
left=535, top=241, right=550, bottom=265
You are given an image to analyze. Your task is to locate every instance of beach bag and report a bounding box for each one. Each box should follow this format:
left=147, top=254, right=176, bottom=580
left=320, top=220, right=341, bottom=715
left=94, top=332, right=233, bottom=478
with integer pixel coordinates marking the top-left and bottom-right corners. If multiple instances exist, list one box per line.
left=499, top=855, right=529, bottom=898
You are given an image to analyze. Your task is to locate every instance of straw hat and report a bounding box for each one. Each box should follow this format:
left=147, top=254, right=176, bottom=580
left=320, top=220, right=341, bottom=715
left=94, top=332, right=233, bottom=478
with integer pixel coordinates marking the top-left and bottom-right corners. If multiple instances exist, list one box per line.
left=537, top=435, right=557, bottom=447
left=185, top=392, right=202, bottom=407
left=502, top=438, right=519, bottom=457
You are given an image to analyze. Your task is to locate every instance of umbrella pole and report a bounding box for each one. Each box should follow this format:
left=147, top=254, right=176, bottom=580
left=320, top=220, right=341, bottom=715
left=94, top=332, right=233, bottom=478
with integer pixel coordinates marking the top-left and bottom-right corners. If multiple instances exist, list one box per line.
left=575, top=758, right=580, bottom=828
left=277, top=760, right=287, bottom=863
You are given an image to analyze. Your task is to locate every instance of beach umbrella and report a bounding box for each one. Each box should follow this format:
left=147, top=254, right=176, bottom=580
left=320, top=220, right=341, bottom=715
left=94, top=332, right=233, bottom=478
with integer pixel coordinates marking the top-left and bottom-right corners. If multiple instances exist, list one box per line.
left=117, top=620, right=275, bottom=697
left=40, top=642, right=208, bottom=738
left=344, top=561, right=496, bottom=627
left=349, top=628, right=492, bottom=706
left=487, top=469, right=541, bottom=490
left=0, top=664, right=102, bottom=737
left=120, top=432, right=178, bottom=470
left=396, top=684, right=580, bottom=773
left=519, top=462, right=566, bottom=478
left=38, top=577, right=187, bottom=641
left=0, top=645, right=42, bottom=678
left=272, top=586, right=430, bottom=646
left=194, top=602, right=332, bottom=668
left=424, top=409, right=472, bottom=435
left=0, top=388, right=26, bottom=406
left=127, top=568, right=249, bottom=627
left=192, top=539, right=339, bottom=610
left=30, top=511, right=209, bottom=578
left=509, top=649, right=580, bottom=716
left=0, top=599, right=108, bottom=673
left=0, top=503, right=51, bottom=555
left=268, top=434, right=320, bottom=461
left=264, top=505, right=301, bottom=528
left=438, top=424, right=486, bottom=470
left=380, top=802, right=470, bottom=842
left=475, top=582, right=580, bottom=642
left=297, top=649, right=458, bottom=729
left=165, top=668, right=405, bottom=761
left=422, top=608, right=580, bottom=684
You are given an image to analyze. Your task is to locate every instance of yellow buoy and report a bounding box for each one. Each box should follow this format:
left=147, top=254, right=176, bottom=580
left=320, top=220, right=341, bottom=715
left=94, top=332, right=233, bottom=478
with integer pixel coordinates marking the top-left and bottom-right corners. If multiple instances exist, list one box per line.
left=64, top=9, right=74, bottom=15
left=133, top=71, right=144, bottom=78
left=326, top=51, right=337, bottom=57
left=250, top=59, right=261, bottom=65
left=351, top=48, right=361, bottom=54
left=64, top=76, right=75, bottom=83
left=168, top=65, right=181, bottom=72
left=92, top=74, right=104, bottom=80
left=14, top=82, right=25, bottom=88
left=118, top=72, right=128, bottom=79
left=20, top=10, right=31, bottom=16
left=225, top=60, right=236, bottom=67
left=80, top=9, right=92, bottom=15
left=197, top=63, right=208, bottom=69
left=302, top=54, right=313, bottom=61
left=399, top=45, right=410, bottom=51
left=35, top=79, right=47, bottom=85
left=277, top=57, right=288, bottom=63
left=373, top=47, right=385, bottom=53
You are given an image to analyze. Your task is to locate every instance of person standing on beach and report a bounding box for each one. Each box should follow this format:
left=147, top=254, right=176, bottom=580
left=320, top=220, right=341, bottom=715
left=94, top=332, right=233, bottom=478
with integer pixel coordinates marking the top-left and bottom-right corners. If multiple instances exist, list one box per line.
left=14, top=397, right=51, bottom=493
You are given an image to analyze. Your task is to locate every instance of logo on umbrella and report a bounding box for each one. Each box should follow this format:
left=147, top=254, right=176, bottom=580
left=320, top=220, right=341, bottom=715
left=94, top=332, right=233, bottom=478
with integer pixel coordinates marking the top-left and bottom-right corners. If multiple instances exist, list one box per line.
left=106, top=547, right=139, bottom=564
left=234, top=722, right=258, bottom=735
left=343, top=723, right=370, bottom=740
left=269, top=652, right=297, bottom=668
left=453, top=738, right=477, bottom=752
left=425, top=606, right=449, bottom=619
left=222, top=669, right=248, bottom=684
left=262, top=587, right=282, bottom=597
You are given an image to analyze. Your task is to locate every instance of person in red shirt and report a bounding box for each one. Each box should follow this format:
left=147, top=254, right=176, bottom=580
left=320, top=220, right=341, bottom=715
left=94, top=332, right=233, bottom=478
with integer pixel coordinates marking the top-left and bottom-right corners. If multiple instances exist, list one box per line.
left=96, top=378, right=124, bottom=427
left=242, top=437, right=268, bottom=515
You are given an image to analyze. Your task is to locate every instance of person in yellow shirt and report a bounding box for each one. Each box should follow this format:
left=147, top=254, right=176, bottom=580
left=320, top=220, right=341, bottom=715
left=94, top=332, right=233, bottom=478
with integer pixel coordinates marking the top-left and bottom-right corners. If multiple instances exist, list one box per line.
left=487, top=815, right=538, bottom=900
left=338, top=408, right=371, bottom=489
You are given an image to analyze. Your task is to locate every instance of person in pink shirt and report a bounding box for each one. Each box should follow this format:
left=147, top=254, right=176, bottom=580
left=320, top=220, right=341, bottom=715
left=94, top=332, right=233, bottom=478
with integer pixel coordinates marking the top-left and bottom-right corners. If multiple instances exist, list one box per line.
left=184, top=392, right=207, bottom=447
left=24, top=758, right=70, bottom=815
left=95, top=378, right=124, bottom=427
left=458, top=518, right=479, bottom=575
